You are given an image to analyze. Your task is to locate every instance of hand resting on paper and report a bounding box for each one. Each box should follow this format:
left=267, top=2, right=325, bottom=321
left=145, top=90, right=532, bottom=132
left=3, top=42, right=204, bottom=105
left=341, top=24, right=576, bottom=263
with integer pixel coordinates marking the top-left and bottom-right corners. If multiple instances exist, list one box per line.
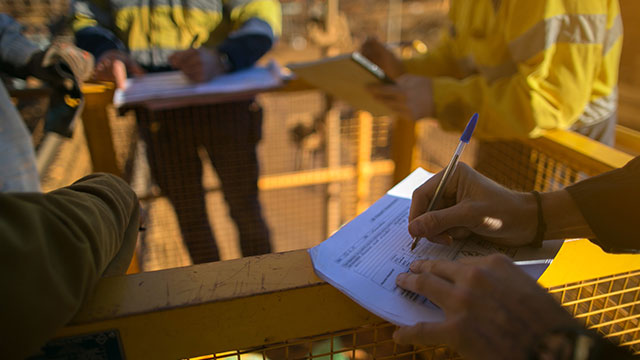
left=393, top=255, right=578, bottom=360
left=408, top=163, right=594, bottom=247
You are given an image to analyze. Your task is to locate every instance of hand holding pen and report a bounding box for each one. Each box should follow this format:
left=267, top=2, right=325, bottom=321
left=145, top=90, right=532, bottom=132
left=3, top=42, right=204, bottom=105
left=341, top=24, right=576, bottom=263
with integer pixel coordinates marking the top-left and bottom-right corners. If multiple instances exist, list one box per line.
left=168, top=33, right=227, bottom=83
left=410, top=113, right=477, bottom=250
left=407, top=113, right=545, bottom=249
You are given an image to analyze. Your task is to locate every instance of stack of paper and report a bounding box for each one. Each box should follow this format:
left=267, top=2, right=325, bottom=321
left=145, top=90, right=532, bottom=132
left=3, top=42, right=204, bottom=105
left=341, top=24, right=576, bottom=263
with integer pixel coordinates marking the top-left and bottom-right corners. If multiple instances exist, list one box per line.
left=308, top=168, right=563, bottom=326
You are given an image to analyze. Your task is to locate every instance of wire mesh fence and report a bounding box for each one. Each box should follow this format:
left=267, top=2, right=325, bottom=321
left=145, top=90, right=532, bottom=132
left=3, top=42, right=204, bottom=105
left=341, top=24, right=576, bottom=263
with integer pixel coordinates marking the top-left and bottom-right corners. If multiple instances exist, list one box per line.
left=123, top=91, right=395, bottom=270
left=180, top=270, right=639, bottom=359
left=188, top=322, right=461, bottom=360
left=416, top=121, right=590, bottom=192
left=550, top=270, right=640, bottom=354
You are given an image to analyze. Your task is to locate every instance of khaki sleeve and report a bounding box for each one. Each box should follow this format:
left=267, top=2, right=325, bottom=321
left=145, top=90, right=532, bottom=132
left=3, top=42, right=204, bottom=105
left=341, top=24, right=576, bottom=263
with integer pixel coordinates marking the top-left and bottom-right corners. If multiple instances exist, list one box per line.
left=0, top=173, right=139, bottom=359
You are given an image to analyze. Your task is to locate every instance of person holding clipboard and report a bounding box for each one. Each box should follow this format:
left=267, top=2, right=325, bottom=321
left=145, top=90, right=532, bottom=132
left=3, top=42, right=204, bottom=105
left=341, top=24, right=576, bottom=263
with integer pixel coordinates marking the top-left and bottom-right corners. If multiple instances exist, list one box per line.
left=72, top=0, right=282, bottom=264
left=361, top=1, right=622, bottom=191
left=361, top=1, right=621, bottom=145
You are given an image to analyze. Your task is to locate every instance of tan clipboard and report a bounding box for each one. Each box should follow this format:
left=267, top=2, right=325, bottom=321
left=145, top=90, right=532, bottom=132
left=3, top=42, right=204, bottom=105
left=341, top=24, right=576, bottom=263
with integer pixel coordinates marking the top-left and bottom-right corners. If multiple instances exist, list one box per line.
left=287, top=52, right=394, bottom=116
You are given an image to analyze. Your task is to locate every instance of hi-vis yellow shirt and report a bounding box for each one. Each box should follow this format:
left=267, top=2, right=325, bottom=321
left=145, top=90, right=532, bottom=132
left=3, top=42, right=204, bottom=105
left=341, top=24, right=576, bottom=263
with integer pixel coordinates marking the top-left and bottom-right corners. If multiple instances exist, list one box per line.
left=73, top=0, right=281, bottom=68
left=404, top=0, right=622, bottom=140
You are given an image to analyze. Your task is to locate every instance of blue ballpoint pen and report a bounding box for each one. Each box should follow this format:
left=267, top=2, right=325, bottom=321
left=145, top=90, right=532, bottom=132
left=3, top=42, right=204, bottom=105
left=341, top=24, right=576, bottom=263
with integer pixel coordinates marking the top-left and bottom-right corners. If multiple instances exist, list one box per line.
left=410, top=113, right=479, bottom=251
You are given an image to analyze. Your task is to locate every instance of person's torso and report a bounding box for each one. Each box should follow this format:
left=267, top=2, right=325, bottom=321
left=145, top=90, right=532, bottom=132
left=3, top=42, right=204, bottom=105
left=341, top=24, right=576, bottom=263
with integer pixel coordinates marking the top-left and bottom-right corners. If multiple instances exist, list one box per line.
left=448, top=0, right=618, bottom=79
left=107, top=0, right=230, bottom=68
left=448, top=0, right=622, bottom=126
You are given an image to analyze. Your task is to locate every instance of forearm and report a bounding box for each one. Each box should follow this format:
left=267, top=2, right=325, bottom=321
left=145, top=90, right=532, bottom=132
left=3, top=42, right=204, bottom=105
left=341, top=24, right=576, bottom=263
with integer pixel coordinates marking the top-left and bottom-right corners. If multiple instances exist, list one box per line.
left=74, top=25, right=125, bottom=60
left=565, top=156, right=640, bottom=252
left=0, top=173, right=139, bottom=358
left=217, top=33, right=273, bottom=71
left=72, top=0, right=125, bottom=59
left=217, top=17, right=275, bottom=71
left=539, top=190, right=595, bottom=240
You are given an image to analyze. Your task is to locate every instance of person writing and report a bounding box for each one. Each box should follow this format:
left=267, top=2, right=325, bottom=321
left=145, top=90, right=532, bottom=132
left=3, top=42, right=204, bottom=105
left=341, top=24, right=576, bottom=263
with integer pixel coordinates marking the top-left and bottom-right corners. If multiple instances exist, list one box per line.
left=72, top=0, right=282, bottom=263
left=393, top=156, right=639, bottom=359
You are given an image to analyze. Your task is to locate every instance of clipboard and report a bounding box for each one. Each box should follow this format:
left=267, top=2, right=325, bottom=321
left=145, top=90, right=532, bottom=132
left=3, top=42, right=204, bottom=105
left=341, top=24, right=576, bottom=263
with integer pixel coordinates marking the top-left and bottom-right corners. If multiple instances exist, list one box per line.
left=287, top=52, right=395, bottom=116
left=113, top=61, right=284, bottom=111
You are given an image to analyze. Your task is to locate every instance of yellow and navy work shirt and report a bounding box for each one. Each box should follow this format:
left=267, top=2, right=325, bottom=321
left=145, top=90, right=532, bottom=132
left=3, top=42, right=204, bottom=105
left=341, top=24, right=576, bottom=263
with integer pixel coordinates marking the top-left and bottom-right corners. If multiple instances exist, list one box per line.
left=404, top=0, right=622, bottom=140
left=72, top=0, right=281, bottom=72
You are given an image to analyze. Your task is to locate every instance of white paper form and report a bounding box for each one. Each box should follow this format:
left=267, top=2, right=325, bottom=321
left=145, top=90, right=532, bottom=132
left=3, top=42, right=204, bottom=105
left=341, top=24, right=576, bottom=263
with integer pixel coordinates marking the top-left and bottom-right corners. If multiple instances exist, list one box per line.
left=308, top=168, right=563, bottom=326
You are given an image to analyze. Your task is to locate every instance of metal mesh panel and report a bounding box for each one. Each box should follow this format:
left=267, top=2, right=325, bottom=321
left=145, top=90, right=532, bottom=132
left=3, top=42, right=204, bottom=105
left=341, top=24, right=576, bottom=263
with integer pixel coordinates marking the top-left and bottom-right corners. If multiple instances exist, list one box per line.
left=418, top=122, right=588, bottom=191
left=188, top=322, right=461, bottom=360
left=550, top=271, right=640, bottom=355
left=182, top=271, right=639, bottom=359
left=133, top=92, right=395, bottom=270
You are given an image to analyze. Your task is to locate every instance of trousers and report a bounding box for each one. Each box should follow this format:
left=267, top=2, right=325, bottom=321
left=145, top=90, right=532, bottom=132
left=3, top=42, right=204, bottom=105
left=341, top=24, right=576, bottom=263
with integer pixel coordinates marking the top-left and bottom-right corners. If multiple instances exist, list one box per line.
left=136, top=100, right=271, bottom=264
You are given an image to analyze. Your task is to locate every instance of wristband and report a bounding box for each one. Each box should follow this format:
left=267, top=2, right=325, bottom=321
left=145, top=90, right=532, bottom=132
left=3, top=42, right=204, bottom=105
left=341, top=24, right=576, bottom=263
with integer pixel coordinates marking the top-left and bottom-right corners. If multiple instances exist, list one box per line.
left=531, top=191, right=546, bottom=248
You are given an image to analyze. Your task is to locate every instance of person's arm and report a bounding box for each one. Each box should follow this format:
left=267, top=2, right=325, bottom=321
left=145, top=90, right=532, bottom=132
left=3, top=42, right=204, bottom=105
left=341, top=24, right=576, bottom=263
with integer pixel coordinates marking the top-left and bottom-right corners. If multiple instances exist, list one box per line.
left=407, top=158, right=640, bottom=250
left=415, top=1, right=621, bottom=140
left=0, top=173, right=139, bottom=359
left=216, top=0, right=282, bottom=71
left=408, top=162, right=588, bottom=247
left=0, top=14, right=42, bottom=78
left=71, top=0, right=126, bottom=60
left=564, top=156, right=640, bottom=253
left=169, top=0, right=281, bottom=82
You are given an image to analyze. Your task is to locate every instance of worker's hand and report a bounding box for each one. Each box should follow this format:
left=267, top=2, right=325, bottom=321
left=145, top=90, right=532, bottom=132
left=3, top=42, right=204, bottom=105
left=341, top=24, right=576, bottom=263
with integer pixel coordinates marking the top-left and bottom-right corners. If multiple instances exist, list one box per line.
left=93, top=50, right=145, bottom=89
left=368, top=73, right=434, bottom=121
left=360, top=36, right=405, bottom=80
left=394, top=255, right=577, bottom=360
left=168, top=47, right=227, bottom=83
left=409, top=162, right=538, bottom=247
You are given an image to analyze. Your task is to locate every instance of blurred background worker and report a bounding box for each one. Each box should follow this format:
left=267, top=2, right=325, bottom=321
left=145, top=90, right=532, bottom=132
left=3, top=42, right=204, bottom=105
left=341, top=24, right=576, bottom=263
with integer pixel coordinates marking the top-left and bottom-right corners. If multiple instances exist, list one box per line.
left=71, top=0, right=282, bottom=264
left=362, top=0, right=623, bottom=189
left=0, top=13, right=93, bottom=193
